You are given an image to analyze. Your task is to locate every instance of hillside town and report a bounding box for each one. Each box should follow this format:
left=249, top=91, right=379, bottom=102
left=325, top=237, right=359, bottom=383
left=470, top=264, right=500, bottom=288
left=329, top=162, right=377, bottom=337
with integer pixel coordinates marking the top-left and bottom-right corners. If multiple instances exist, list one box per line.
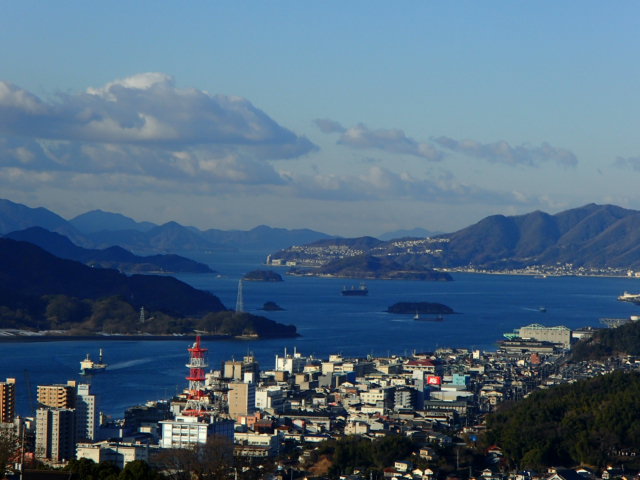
left=266, top=238, right=449, bottom=268
left=0, top=323, right=636, bottom=480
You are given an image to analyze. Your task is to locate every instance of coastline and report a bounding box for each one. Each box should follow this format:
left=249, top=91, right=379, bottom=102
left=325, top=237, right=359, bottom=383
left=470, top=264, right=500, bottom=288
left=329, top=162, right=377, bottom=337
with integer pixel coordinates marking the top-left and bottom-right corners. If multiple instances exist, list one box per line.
left=0, top=332, right=234, bottom=343
left=285, top=267, right=636, bottom=280
left=445, top=269, right=635, bottom=279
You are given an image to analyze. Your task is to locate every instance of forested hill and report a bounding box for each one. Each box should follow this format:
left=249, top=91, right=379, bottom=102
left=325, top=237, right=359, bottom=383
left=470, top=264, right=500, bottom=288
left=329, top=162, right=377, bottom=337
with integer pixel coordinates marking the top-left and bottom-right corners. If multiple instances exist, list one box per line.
left=439, top=203, right=640, bottom=268
left=570, top=319, right=640, bottom=361
left=486, top=370, right=640, bottom=470
left=0, top=238, right=225, bottom=317
left=0, top=238, right=299, bottom=338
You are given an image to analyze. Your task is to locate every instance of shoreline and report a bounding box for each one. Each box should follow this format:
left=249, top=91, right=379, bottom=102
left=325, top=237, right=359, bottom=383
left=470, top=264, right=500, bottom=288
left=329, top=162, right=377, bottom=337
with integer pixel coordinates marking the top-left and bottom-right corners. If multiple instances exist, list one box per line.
left=0, top=332, right=298, bottom=343
left=445, top=269, right=635, bottom=279
left=284, top=266, right=637, bottom=280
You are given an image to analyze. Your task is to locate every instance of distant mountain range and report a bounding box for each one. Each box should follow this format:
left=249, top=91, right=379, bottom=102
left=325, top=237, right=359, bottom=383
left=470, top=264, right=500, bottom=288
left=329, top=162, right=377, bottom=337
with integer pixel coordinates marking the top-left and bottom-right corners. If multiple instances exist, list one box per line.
left=70, top=209, right=157, bottom=233
left=5, top=227, right=214, bottom=274
left=5, top=199, right=640, bottom=271
left=270, top=204, right=640, bottom=271
left=0, top=199, right=332, bottom=254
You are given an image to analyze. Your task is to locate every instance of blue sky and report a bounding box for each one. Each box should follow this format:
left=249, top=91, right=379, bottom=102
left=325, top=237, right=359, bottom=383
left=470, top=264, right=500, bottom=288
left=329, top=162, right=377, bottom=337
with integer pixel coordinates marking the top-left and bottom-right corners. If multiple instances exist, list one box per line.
left=1, top=2, right=639, bottom=236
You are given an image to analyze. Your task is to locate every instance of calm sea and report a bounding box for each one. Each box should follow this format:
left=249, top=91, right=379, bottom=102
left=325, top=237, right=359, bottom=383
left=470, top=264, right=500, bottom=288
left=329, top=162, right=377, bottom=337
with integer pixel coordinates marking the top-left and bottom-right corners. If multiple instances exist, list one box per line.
left=2, top=251, right=640, bottom=418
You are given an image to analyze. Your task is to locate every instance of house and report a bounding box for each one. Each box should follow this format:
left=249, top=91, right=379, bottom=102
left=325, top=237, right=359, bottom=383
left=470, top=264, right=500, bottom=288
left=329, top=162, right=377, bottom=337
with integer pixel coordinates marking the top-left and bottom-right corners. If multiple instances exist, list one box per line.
left=546, top=470, right=590, bottom=480
left=395, top=460, right=412, bottom=473
left=418, top=446, right=437, bottom=461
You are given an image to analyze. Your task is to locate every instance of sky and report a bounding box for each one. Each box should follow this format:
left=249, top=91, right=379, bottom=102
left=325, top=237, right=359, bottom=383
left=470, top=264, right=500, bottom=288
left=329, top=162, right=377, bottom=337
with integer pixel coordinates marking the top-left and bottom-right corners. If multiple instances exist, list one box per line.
left=1, top=2, right=640, bottom=237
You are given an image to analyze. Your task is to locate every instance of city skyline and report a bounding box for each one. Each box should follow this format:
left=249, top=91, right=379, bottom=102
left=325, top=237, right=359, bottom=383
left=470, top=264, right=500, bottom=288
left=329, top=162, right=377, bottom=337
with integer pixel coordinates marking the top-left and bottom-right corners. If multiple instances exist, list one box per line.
left=1, top=2, right=639, bottom=236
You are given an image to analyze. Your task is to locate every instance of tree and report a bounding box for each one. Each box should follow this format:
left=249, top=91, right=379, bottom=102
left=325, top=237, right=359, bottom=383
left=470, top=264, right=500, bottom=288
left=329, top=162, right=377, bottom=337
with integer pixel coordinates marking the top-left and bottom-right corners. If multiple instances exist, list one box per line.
left=155, top=436, right=234, bottom=480
left=191, top=436, right=234, bottom=480
left=119, top=460, right=161, bottom=480
left=0, top=426, right=19, bottom=477
left=64, top=458, right=121, bottom=480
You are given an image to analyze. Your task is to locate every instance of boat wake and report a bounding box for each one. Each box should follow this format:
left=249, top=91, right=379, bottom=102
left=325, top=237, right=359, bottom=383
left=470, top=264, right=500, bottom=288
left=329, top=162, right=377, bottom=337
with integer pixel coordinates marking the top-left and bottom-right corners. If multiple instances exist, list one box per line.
left=108, top=355, right=181, bottom=370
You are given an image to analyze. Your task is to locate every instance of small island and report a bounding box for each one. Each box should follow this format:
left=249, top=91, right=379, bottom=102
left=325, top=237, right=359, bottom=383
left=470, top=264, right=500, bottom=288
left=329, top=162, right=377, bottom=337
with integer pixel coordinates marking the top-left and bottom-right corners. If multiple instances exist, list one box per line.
left=243, top=270, right=284, bottom=282
left=387, top=301, right=454, bottom=315
left=260, top=301, right=285, bottom=311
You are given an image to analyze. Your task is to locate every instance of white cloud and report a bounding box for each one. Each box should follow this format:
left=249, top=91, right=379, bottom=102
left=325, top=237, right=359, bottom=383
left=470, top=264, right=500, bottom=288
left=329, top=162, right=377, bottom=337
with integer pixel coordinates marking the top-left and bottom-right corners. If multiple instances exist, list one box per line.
left=338, top=124, right=443, bottom=161
left=0, top=73, right=317, bottom=152
left=315, top=120, right=443, bottom=161
left=434, top=136, right=578, bottom=167
left=0, top=74, right=320, bottom=193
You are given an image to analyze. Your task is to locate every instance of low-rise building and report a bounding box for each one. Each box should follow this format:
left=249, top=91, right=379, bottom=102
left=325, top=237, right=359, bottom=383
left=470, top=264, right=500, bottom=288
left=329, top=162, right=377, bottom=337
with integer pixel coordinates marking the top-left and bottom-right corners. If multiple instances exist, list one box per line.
left=76, top=441, right=150, bottom=469
left=159, top=415, right=234, bottom=449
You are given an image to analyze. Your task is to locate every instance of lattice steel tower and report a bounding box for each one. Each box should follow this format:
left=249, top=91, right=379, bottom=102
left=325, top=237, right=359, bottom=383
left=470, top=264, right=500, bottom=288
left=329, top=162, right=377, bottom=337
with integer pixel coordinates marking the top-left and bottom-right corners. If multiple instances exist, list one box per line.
left=184, top=335, right=209, bottom=415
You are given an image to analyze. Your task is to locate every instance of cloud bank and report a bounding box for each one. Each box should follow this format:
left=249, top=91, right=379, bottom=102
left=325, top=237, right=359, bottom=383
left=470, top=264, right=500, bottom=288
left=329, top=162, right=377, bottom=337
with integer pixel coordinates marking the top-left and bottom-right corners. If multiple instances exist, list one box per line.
left=0, top=73, right=315, bottom=152
left=614, top=156, right=640, bottom=171
left=434, top=136, right=578, bottom=167
left=280, top=165, right=522, bottom=205
left=0, top=75, right=571, bottom=227
left=0, top=73, right=320, bottom=188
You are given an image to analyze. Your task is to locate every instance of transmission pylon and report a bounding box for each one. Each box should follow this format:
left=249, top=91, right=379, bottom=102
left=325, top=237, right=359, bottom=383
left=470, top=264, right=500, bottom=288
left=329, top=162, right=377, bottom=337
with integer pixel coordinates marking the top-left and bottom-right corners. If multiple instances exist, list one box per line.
left=235, top=279, right=244, bottom=313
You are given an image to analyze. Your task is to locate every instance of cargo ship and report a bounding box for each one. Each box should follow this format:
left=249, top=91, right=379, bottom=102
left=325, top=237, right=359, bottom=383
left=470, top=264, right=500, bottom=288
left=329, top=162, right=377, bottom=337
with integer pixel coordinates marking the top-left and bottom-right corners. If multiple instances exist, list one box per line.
left=414, top=312, right=444, bottom=322
left=80, top=349, right=108, bottom=375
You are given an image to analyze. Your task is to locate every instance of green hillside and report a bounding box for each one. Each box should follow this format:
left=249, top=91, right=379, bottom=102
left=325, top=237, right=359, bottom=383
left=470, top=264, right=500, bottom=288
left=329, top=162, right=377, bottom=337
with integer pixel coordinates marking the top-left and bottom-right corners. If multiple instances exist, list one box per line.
left=485, top=370, right=640, bottom=469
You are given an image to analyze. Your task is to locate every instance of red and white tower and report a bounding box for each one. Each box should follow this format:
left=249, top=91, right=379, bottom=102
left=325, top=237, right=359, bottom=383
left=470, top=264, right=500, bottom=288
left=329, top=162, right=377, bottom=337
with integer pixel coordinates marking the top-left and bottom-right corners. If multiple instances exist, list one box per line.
left=184, top=335, right=209, bottom=415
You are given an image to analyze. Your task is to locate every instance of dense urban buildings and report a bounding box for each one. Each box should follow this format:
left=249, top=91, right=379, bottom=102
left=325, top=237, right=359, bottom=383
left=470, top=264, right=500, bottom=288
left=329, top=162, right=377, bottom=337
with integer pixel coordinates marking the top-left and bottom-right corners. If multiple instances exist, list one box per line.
left=0, top=324, right=634, bottom=478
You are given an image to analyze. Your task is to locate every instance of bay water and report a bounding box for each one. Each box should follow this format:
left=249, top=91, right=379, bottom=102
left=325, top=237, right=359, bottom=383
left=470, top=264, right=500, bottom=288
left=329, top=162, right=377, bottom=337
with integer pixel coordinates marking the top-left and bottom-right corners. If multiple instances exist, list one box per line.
left=2, top=251, right=640, bottom=418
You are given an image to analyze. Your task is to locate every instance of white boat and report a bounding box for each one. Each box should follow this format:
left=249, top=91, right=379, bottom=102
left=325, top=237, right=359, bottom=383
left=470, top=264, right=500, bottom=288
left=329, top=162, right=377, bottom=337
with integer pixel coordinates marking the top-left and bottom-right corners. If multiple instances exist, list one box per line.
left=618, top=292, right=640, bottom=304
left=80, top=349, right=108, bottom=375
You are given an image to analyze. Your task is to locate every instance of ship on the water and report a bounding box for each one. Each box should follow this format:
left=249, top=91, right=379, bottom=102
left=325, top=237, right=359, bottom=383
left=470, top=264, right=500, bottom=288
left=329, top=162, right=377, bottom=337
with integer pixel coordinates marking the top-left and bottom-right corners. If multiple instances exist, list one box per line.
left=80, top=349, right=108, bottom=375
left=618, top=292, right=640, bottom=304
left=341, top=284, right=368, bottom=296
left=414, top=312, right=444, bottom=322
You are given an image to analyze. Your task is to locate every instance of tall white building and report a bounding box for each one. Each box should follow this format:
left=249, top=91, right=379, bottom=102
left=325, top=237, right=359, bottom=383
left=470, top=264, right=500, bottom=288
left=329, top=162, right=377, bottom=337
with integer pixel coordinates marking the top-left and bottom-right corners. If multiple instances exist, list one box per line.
left=75, top=384, right=97, bottom=442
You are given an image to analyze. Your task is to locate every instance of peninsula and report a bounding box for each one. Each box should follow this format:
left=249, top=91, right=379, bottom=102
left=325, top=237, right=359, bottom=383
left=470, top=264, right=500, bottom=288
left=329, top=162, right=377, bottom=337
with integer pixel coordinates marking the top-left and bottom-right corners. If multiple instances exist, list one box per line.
left=0, top=238, right=298, bottom=339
